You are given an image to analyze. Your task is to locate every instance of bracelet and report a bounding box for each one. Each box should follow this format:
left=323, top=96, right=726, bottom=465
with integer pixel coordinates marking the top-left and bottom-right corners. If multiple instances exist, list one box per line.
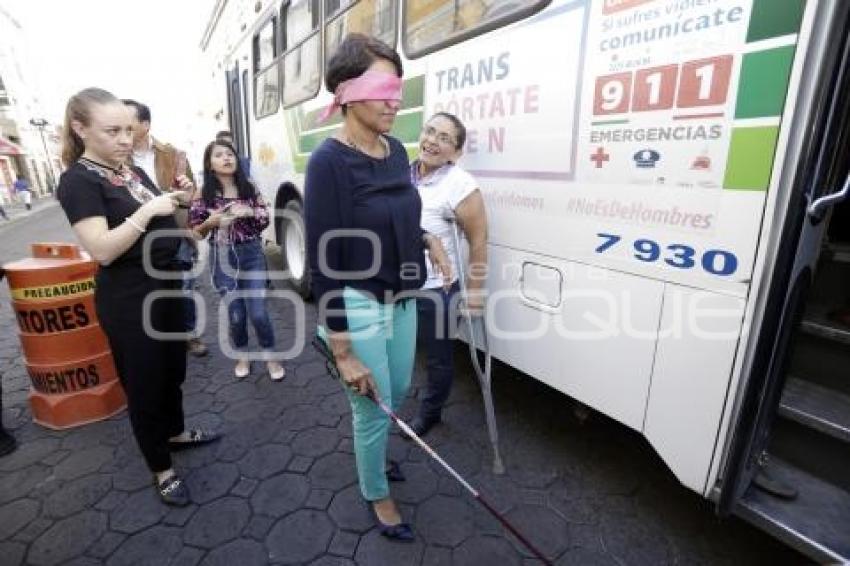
left=126, top=217, right=146, bottom=233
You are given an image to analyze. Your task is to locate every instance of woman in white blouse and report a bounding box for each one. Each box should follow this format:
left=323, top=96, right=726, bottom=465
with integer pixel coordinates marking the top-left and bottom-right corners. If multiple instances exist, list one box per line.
left=410, top=112, right=488, bottom=437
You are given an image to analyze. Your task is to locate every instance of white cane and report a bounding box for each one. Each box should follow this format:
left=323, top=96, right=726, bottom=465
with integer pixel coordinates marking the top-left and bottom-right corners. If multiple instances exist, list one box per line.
left=448, top=218, right=505, bottom=475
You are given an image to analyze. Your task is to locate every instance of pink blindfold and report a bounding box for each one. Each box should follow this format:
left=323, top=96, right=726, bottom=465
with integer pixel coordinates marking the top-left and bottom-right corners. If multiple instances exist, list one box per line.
left=318, top=70, right=403, bottom=123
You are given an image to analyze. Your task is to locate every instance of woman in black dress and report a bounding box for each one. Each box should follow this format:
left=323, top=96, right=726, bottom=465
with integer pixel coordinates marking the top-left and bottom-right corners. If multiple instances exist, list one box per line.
left=57, top=87, right=220, bottom=506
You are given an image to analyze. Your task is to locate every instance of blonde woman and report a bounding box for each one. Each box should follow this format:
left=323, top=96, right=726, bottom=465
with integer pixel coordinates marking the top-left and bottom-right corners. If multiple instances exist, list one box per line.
left=56, top=87, right=221, bottom=507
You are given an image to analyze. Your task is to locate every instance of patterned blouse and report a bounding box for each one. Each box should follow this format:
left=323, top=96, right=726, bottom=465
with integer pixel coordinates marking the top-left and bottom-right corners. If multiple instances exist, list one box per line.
left=189, top=194, right=270, bottom=244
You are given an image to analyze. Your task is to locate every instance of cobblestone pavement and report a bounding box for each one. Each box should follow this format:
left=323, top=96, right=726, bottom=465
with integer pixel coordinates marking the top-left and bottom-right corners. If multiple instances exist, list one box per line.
left=0, top=206, right=806, bottom=565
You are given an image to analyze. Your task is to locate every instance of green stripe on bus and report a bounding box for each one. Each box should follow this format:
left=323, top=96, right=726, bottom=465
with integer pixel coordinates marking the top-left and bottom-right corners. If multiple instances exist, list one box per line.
left=389, top=112, right=424, bottom=144
left=294, top=153, right=308, bottom=174
left=401, top=75, right=424, bottom=109
left=746, top=0, right=804, bottom=43
left=723, top=126, right=779, bottom=190
left=298, top=129, right=331, bottom=153
left=305, top=110, right=344, bottom=130
left=302, top=75, right=425, bottom=128
left=734, top=46, right=795, bottom=120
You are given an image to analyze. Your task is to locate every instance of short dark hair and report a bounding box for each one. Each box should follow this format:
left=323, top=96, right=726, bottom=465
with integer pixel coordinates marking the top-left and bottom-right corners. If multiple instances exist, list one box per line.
left=325, top=33, right=403, bottom=97
left=122, top=99, right=151, bottom=123
left=431, top=112, right=467, bottom=151
left=215, top=130, right=232, bottom=140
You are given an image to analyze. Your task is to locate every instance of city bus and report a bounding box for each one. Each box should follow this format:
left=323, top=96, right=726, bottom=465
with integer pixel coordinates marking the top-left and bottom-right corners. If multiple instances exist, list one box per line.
left=199, top=0, right=849, bottom=560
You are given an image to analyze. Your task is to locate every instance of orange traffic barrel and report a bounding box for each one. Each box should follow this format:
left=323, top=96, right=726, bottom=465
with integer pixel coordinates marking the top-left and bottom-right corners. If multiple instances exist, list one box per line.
left=3, top=242, right=126, bottom=429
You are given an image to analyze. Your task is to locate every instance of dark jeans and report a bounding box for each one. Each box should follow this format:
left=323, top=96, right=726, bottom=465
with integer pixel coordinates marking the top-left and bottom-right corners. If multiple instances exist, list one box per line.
left=212, top=239, right=275, bottom=350
left=416, top=281, right=460, bottom=422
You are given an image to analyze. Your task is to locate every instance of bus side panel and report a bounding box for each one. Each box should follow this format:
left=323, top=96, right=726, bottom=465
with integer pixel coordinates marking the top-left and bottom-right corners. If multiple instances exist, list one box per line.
left=644, top=285, right=745, bottom=492
left=250, top=97, right=293, bottom=206
left=487, top=245, right=663, bottom=431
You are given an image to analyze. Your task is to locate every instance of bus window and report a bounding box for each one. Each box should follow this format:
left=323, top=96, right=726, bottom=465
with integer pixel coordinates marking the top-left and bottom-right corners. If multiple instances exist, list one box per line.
left=403, top=0, right=549, bottom=59
left=324, top=0, right=397, bottom=63
left=282, top=0, right=321, bottom=107
left=253, top=16, right=281, bottom=119
left=325, top=0, right=356, bottom=17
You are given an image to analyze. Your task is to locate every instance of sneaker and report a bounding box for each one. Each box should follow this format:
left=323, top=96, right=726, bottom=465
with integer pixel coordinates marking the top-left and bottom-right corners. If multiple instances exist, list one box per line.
left=187, top=338, right=208, bottom=357
left=0, top=429, right=17, bottom=457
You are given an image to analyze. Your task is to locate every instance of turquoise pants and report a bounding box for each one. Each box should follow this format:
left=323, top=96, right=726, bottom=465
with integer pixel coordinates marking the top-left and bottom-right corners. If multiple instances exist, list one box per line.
left=318, top=288, right=417, bottom=501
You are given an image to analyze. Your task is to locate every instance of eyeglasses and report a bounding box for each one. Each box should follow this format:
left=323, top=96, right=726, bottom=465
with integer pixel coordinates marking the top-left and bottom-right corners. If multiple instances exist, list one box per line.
left=421, top=125, right=456, bottom=147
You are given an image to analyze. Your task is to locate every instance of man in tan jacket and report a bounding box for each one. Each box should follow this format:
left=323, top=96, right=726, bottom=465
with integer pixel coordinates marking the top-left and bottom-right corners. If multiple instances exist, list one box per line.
left=124, top=99, right=207, bottom=357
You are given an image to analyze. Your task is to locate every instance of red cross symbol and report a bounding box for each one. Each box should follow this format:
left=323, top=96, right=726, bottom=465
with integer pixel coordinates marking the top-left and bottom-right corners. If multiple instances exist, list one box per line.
left=590, top=147, right=610, bottom=168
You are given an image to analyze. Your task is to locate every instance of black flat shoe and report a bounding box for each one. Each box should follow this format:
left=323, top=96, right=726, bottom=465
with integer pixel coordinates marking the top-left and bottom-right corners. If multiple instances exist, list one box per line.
left=168, top=429, right=222, bottom=452
left=385, top=459, right=406, bottom=482
left=156, top=474, right=190, bottom=507
left=0, top=430, right=17, bottom=457
left=366, top=501, right=414, bottom=542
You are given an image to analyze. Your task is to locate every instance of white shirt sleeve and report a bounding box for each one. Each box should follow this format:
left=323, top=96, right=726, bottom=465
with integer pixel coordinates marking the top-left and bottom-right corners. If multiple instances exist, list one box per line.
left=447, top=167, right=479, bottom=210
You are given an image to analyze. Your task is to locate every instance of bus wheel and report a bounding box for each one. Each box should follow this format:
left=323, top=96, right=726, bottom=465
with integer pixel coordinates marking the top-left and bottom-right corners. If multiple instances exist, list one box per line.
left=279, top=199, right=310, bottom=298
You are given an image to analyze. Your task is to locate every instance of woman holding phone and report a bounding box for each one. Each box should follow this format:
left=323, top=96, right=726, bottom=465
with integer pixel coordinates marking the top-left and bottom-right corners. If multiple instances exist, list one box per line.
left=57, top=87, right=221, bottom=507
left=190, top=139, right=285, bottom=381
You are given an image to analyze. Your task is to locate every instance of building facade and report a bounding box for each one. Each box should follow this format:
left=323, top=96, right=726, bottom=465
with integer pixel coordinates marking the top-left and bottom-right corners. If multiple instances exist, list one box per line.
left=0, top=5, right=60, bottom=205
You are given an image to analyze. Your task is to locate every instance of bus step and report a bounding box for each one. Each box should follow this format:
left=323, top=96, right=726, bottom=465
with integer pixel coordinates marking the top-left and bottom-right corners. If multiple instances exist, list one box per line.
left=735, top=457, right=850, bottom=564
left=779, top=377, right=850, bottom=444
left=799, top=317, right=850, bottom=346
left=789, top=332, right=850, bottom=394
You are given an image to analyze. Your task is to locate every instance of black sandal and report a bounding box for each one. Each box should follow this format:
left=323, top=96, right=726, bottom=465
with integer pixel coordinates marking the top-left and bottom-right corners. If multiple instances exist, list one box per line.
left=156, top=474, right=190, bottom=507
left=385, top=459, right=406, bottom=482
left=168, top=429, right=222, bottom=452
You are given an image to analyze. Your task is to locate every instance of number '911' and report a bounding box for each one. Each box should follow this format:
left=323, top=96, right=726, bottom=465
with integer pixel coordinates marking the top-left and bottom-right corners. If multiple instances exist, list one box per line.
left=595, top=233, right=738, bottom=276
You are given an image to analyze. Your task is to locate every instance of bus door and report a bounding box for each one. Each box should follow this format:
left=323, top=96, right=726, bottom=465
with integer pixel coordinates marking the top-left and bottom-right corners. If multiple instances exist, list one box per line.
left=225, top=63, right=250, bottom=158
left=717, top=0, right=850, bottom=561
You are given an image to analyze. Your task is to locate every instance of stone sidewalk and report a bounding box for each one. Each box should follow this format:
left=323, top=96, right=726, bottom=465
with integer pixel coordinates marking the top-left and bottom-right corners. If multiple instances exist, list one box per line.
left=0, top=245, right=803, bottom=564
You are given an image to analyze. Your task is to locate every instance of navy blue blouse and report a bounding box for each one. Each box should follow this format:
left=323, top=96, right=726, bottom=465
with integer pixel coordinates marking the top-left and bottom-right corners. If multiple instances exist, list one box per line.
left=304, top=136, right=426, bottom=332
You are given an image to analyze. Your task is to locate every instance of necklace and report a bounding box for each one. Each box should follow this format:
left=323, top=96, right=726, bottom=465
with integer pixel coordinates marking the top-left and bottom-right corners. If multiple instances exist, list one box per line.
left=79, top=157, right=155, bottom=204
left=79, top=156, right=121, bottom=173
left=345, top=133, right=389, bottom=159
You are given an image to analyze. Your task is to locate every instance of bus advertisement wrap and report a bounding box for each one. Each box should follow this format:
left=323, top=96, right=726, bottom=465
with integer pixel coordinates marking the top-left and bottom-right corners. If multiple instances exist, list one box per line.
left=425, top=0, right=803, bottom=296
